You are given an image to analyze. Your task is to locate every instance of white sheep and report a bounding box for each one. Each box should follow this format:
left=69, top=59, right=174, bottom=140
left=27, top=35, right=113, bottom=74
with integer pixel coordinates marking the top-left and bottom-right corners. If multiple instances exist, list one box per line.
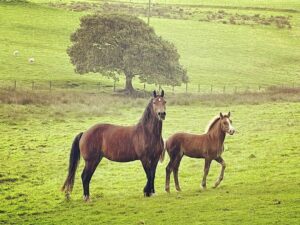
left=13, top=50, right=19, bottom=56
left=28, top=57, right=35, bottom=64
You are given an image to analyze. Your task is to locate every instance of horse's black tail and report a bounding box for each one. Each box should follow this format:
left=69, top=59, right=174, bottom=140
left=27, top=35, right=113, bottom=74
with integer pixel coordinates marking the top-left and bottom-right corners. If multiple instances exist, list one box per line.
left=61, top=132, right=83, bottom=195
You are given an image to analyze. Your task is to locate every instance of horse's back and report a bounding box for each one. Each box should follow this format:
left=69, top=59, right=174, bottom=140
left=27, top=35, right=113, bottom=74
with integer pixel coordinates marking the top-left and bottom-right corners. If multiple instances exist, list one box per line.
left=80, top=123, right=139, bottom=162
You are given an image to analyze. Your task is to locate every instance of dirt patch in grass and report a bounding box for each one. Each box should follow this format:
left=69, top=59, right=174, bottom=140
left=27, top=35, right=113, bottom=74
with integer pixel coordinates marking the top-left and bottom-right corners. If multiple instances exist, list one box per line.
left=0, top=177, right=18, bottom=183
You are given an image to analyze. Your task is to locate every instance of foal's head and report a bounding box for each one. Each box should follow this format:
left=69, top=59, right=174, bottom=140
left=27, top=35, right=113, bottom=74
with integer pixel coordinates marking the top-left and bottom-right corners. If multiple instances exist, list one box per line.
left=220, top=112, right=235, bottom=135
left=152, top=90, right=166, bottom=121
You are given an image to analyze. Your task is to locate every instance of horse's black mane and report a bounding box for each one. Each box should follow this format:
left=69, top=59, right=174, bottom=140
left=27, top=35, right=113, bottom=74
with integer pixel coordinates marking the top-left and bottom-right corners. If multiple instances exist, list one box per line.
left=138, top=97, right=162, bottom=137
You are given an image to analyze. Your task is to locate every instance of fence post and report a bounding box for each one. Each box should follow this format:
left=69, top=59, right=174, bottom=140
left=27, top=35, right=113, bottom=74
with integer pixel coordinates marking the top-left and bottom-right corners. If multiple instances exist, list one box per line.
left=258, top=85, right=261, bottom=91
left=186, top=83, right=188, bottom=93
left=49, top=81, right=52, bottom=91
left=32, top=81, right=34, bottom=90
left=143, top=83, right=146, bottom=98
left=113, top=80, right=116, bottom=92
left=210, top=84, right=213, bottom=93
left=14, top=80, right=17, bottom=90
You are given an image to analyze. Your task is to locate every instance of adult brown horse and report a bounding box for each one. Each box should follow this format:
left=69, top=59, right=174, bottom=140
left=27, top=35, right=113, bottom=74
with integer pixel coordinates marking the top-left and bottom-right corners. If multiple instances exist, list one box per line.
left=62, top=90, right=166, bottom=201
left=161, top=112, right=235, bottom=192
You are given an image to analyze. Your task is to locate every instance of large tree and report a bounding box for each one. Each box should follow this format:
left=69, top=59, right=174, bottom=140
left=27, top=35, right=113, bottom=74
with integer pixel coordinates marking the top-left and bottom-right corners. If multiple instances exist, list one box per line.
left=68, top=14, right=188, bottom=93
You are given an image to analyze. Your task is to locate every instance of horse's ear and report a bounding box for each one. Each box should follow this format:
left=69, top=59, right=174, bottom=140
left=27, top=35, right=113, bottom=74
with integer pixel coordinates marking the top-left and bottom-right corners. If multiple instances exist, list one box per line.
left=153, top=90, right=157, bottom=98
left=228, top=111, right=231, bottom=117
left=161, top=90, right=164, bottom=97
left=220, top=112, right=224, bottom=118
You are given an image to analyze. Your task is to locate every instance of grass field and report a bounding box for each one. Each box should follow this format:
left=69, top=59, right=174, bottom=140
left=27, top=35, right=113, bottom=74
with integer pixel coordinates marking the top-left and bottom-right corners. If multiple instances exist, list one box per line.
left=0, top=0, right=299, bottom=224
left=0, top=90, right=299, bottom=224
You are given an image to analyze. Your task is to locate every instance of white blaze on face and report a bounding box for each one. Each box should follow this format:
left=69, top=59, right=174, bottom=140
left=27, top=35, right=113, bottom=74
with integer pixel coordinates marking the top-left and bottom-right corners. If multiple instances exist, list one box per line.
left=226, top=118, right=235, bottom=134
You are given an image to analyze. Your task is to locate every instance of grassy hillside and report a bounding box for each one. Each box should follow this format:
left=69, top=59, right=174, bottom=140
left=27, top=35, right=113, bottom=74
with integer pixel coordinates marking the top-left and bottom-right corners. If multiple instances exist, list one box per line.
left=0, top=1, right=299, bottom=93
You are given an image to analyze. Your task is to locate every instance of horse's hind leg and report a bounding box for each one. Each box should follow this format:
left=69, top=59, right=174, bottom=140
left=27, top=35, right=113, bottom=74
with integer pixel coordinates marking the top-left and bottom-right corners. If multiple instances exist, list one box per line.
left=201, top=158, right=212, bottom=189
left=213, top=156, right=226, bottom=188
left=173, top=154, right=183, bottom=192
left=81, top=156, right=102, bottom=201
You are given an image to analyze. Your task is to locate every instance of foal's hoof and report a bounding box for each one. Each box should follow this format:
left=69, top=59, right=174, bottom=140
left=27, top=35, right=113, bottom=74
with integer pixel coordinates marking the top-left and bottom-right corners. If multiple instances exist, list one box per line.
left=65, top=192, right=71, bottom=200
left=165, top=187, right=170, bottom=193
left=175, top=187, right=182, bottom=192
left=213, top=184, right=220, bottom=189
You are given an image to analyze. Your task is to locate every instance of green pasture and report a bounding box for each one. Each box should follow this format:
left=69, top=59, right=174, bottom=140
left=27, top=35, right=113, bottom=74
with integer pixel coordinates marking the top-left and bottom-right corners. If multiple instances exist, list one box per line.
left=0, top=0, right=299, bottom=224
left=0, top=94, right=299, bottom=224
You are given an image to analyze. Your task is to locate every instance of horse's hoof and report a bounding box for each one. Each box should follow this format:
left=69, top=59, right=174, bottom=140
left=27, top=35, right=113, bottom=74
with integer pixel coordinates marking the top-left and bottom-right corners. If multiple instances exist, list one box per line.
left=165, top=187, right=170, bottom=193
left=144, top=192, right=153, bottom=197
left=83, top=195, right=90, bottom=202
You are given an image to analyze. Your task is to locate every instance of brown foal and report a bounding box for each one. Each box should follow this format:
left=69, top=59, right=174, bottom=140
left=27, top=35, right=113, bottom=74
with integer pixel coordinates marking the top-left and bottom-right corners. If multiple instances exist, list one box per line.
left=161, top=112, right=235, bottom=192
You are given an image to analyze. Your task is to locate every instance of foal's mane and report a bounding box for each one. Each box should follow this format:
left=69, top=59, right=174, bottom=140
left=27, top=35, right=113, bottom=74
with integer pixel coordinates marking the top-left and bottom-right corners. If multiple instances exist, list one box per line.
left=205, top=114, right=230, bottom=133
left=205, top=115, right=220, bottom=133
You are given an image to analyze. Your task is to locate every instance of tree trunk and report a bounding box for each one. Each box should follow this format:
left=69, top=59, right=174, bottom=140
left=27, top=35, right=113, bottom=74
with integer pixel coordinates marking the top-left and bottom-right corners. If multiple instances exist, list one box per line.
left=125, top=74, right=134, bottom=93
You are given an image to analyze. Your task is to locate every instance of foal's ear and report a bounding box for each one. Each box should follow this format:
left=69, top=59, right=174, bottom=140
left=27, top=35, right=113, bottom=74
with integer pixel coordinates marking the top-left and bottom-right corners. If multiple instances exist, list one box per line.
left=228, top=111, right=231, bottom=118
left=220, top=112, right=224, bottom=118
left=161, top=90, right=164, bottom=97
left=153, top=90, right=157, bottom=98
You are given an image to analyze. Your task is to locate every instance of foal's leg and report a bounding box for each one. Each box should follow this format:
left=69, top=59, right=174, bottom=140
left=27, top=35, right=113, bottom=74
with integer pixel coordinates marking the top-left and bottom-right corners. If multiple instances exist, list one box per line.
left=173, top=154, right=183, bottom=192
left=165, top=154, right=176, bottom=193
left=213, top=156, right=226, bottom=188
left=165, top=146, right=180, bottom=193
left=81, top=156, right=102, bottom=201
left=201, top=158, right=212, bottom=189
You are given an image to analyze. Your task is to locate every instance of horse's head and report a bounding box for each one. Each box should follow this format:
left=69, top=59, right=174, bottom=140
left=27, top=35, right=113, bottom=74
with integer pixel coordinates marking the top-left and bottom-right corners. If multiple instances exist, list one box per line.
left=152, top=90, right=166, bottom=121
left=220, top=112, right=235, bottom=135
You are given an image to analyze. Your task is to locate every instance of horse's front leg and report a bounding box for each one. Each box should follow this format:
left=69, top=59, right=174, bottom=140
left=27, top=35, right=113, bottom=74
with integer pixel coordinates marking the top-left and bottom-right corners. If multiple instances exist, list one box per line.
left=141, top=161, right=152, bottom=197
left=150, top=161, right=159, bottom=195
left=201, top=158, right=212, bottom=189
left=213, top=156, right=226, bottom=188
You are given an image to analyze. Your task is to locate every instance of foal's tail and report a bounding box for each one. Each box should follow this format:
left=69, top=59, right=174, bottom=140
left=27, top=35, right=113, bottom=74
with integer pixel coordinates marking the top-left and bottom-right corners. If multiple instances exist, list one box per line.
left=61, top=132, right=83, bottom=194
left=159, top=140, right=168, bottom=163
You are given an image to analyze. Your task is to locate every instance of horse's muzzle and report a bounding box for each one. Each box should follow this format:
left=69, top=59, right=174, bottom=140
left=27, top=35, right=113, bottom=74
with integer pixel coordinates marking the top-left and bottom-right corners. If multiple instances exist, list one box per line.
left=158, top=112, right=166, bottom=120
left=229, top=129, right=235, bottom=135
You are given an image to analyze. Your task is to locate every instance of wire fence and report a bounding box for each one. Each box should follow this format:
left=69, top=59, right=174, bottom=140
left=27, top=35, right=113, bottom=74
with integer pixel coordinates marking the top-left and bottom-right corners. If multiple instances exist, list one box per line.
left=0, top=79, right=298, bottom=96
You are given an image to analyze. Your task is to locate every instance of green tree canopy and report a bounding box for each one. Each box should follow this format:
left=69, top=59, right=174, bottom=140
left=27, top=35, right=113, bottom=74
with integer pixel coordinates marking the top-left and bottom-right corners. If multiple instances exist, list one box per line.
left=68, top=14, right=188, bottom=93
